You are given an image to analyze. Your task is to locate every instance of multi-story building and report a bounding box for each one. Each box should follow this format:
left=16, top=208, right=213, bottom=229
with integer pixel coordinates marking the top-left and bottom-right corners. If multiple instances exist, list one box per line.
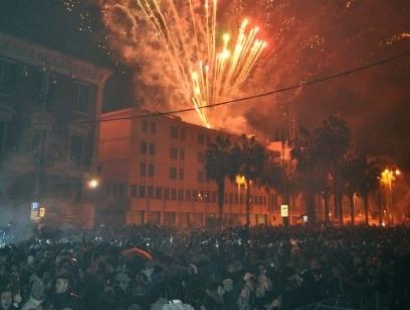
left=96, top=107, right=296, bottom=227
left=0, top=32, right=111, bottom=227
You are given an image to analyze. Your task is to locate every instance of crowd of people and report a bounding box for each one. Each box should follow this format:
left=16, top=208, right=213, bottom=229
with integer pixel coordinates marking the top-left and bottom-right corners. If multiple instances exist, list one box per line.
left=0, top=223, right=409, bottom=310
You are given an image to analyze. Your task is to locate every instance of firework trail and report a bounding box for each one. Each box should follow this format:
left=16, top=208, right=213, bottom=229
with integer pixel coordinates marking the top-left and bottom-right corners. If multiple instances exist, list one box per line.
left=98, top=0, right=267, bottom=128
left=91, top=0, right=409, bottom=136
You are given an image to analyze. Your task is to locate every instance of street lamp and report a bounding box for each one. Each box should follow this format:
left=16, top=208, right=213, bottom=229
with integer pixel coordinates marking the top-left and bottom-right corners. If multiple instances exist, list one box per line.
left=380, top=167, right=401, bottom=225
left=87, top=178, right=100, bottom=189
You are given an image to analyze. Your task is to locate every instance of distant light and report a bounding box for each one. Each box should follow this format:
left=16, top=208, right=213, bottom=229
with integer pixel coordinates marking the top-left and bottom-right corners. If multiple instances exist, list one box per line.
left=88, top=179, right=99, bottom=189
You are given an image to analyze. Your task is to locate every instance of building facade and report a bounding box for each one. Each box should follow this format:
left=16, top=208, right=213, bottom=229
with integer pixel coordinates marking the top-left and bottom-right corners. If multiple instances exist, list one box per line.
left=96, top=107, right=298, bottom=227
left=0, top=32, right=111, bottom=227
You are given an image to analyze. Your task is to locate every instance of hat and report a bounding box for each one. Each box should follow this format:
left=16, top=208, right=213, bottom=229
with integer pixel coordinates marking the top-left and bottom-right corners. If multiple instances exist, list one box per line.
left=222, top=278, right=234, bottom=292
left=243, top=272, right=254, bottom=281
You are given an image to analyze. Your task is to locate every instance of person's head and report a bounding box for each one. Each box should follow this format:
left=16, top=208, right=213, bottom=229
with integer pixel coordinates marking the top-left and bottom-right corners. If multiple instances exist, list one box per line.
left=55, top=275, right=71, bottom=294
left=0, top=289, right=13, bottom=310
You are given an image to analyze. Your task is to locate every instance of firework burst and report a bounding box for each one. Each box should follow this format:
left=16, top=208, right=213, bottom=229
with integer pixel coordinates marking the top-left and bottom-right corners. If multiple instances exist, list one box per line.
left=99, top=0, right=267, bottom=128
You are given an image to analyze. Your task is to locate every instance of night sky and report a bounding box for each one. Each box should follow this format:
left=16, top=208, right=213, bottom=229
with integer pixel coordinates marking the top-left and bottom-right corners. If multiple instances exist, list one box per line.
left=0, top=0, right=409, bottom=173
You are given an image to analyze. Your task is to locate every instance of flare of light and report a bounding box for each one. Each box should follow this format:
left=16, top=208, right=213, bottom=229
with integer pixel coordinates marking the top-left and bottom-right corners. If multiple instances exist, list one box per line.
left=102, top=0, right=266, bottom=128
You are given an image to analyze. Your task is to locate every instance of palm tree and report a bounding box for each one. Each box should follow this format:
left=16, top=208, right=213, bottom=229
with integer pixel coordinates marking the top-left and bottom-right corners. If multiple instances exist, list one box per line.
left=340, top=150, right=366, bottom=225
left=291, top=127, right=325, bottom=225
left=231, top=134, right=267, bottom=227
left=203, top=134, right=235, bottom=226
left=357, top=158, right=381, bottom=225
left=257, top=151, right=285, bottom=224
left=315, top=115, right=351, bottom=224
left=292, top=115, right=351, bottom=225
left=339, top=151, right=381, bottom=225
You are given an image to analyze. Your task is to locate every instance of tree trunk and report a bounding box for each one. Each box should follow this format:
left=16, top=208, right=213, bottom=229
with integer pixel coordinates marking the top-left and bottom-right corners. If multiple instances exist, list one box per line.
left=363, top=194, right=369, bottom=225
left=348, top=193, right=355, bottom=225
left=245, top=180, right=251, bottom=227
left=217, top=180, right=225, bottom=229
left=305, top=191, right=316, bottom=225
left=323, top=191, right=330, bottom=224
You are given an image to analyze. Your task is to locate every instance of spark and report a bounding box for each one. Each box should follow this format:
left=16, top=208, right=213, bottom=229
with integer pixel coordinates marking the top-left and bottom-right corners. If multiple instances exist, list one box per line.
left=100, top=0, right=267, bottom=128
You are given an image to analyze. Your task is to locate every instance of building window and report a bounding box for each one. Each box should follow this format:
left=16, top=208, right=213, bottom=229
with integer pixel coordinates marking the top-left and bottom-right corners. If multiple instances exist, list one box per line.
left=179, top=168, right=184, bottom=180
left=149, top=143, right=155, bottom=155
left=148, top=164, right=155, bottom=177
left=140, top=163, right=146, bottom=176
left=171, top=188, right=177, bottom=200
left=180, top=128, right=186, bottom=140
left=69, top=135, right=83, bottom=164
left=197, top=133, right=205, bottom=145
left=73, top=82, right=90, bottom=112
left=0, top=59, right=16, bottom=95
left=170, top=146, right=178, bottom=159
left=140, top=141, right=147, bottom=154
left=150, top=122, right=156, bottom=134
left=130, top=185, right=137, bottom=197
left=229, top=193, right=233, bottom=203
left=197, top=152, right=204, bottom=163
left=142, top=120, right=148, bottom=132
left=185, top=189, right=191, bottom=200
left=178, top=189, right=184, bottom=200
left=155, top=187, right=162, bottom=199
left=197, top=171, right=204, bottom=183
left=179, top=149, right=185, bottom=160
left=148, top=186, right=154, bottom=198
left=170, top=126, right=178, bottom=138
left=138, top=185, right=146, bottom=197
left=169, top=167, right=177, bottom=179
left=164, top=188, right=170, bottom=199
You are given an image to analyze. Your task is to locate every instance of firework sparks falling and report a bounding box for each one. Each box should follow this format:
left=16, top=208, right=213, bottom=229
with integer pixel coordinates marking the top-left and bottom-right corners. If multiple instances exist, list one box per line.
left=100, top=0, right=267, bottom=128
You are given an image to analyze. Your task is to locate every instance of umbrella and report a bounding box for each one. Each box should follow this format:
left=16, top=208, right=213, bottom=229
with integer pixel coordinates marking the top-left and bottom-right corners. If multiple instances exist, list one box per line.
left=121, top=247, right=153, bottom=261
